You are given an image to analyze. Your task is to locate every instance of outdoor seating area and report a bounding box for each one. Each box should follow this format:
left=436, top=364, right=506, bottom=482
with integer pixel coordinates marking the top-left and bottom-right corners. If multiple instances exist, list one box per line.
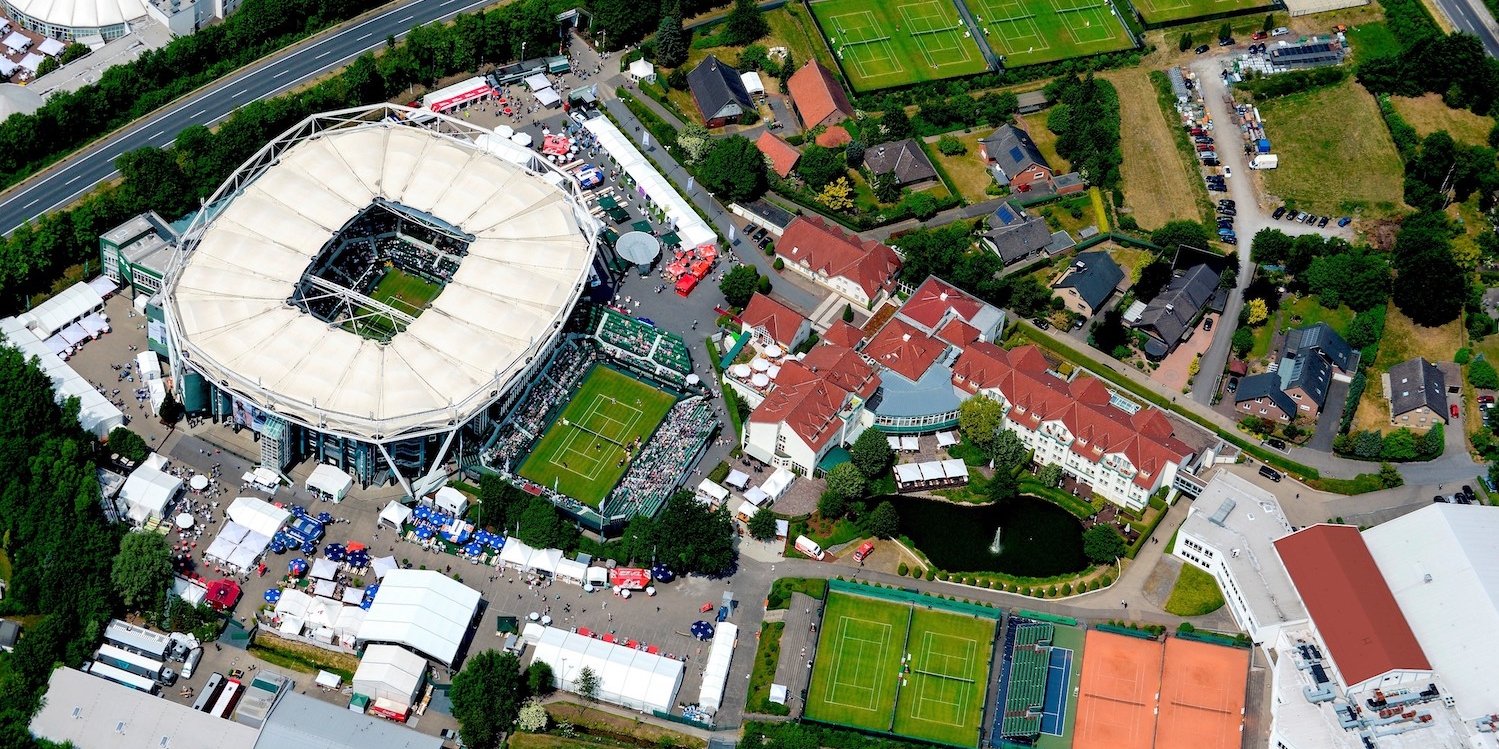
left=604, top=398, right=718, bottom=518
left=892, top=459, right=971, bottom=492
left=663, top=244, right=719, bottom=298
left=589, top=305, right=694, bottom=377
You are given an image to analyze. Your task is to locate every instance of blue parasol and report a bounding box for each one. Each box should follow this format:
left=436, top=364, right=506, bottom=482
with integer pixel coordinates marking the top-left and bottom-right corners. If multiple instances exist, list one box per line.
left=327, top=547, right=347, bottom=562
left=651, top=564, right=675, bottom=583
left=301, top=541, right=317, bottom=554
left=348, top=550, right=371, bottom=568
left=269, top=540, right=286, bottom=554
left=317, top=512, right=333, bottom=524
left=415, top=527, right=434, bottom=540
left=289, top=558, right=308, bottom=576
left=289, top=505, right=306, bottom=516
left=323, top=542, right=344, bottom=556
left=360, top=598, right=373, bottom=610
left=690, top=621, right=715, bottom=640
left=264, top=589, right=282, bottom=603
left=463, top=542, right=483, bottom=556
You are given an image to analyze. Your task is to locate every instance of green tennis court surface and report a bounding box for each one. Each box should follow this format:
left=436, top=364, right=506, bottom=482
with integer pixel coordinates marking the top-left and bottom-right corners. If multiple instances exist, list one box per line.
left=368, top=267, right=442, bottom=316
left=806, top=589, right=996, bottom=747
left=517, top=366, right=675, bottom=508
left=1131, top=0, right=1269, bottom=26
left=810, top=0, right=990, bottom=91
left=967, top=0, right=1134, bottom=68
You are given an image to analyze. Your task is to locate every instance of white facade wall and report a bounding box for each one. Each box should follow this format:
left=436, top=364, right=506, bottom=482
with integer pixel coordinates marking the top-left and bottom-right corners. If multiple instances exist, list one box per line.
left=780, top=261, right=873, bottom=307
left=1004, top=417, right=1160, bottom=511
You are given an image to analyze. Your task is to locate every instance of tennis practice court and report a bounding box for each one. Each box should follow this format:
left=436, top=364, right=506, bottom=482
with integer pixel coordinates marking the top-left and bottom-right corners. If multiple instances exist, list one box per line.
left=1040, top=647, right=1072, bottom=735
left=1072, top=631, right=1163, bottom=749
left=966, top=0, right=1134, bottom=68
left=810, top=0, right=990, bottom=91
left=1155, top=638, right=1250, bottom=749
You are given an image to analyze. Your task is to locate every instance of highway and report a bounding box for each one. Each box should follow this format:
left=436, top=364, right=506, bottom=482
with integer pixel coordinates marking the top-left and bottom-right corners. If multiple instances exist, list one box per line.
left=0, top=0, right=498, bottom=235
left=1431, top=0, right=1499, bottom=58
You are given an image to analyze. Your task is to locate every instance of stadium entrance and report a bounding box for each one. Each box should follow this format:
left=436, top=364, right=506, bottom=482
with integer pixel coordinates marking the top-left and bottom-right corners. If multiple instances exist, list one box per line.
left=291, top=199, right=473, bottom=342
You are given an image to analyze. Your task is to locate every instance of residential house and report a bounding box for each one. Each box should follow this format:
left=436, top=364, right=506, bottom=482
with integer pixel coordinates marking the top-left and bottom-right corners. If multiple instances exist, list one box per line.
left=739, top=292, right=811, bottom=351
left=755, top=131, right=801, bottom=178
left=821, top=319, right=866, bottom=349
left=1052, top=252, right=1124, bottom=317
left=863, top=139, right=937, bottom=188
left=1233, top=322, right=1358, bottom=422
left=1133, top=264, right=1220, bottom=358
left=1385, top=357, right=1447, bottom=425
left=897, top=276, right=1007, bottom=344
left=687, top=55, right=752, bottom=128
left=1234, top=372, right=1299, bottom=423
left=977, top=124, right=1086, bottom=196
left=741, top=343, right=878, bottom=475
left=978, top=202, right=1055, bottom=264
left=775, top=216, right=902, bottom=306
left=786, top=60, right=853, bottom=129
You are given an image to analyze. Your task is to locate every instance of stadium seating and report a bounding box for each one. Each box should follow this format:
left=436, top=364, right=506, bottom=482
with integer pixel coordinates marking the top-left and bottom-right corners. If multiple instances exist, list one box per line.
left=1000, top=623, right=1054, bottom=739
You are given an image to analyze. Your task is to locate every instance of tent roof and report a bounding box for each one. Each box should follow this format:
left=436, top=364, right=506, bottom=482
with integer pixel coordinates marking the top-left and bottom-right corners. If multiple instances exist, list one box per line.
left=353, top=644, right=427, bottom=704
left=379, top=500, right=413, bottom=528
left=306, top=464, right=353, bottom=495
left=227, top=497, right=291, bottom=538
left=0, top=316, right=122, bottom=437
left=19, top=281, right=103, bottom=339
left=584, top=116, right=715, bottom=249
left=529, top=625, right=683, bottom=713
left=356, top=569, right=480, bottom=665
left=120, top=466, right=181, bottom=523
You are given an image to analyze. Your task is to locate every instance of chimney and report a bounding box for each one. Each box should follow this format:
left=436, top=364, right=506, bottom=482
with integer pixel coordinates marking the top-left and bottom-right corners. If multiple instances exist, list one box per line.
left=939, top=292, right=948, bottom=301
left=1165, top=303, right=1175, bottom=312
left=902, top=333, right=911, bottom=342
left=878, top=146, right=886, bottom=156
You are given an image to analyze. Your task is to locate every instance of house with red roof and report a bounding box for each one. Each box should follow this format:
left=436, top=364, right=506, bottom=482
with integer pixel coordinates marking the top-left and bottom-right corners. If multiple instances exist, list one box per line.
left=820, top=319, right=866, bottom=349
left=786, top=60, right=854, bottom=130
left=776, top=216, right=901, bottom=307
left=741, top=343, right=878, bottom=476
left=755, top=131, right=801, bottom=179
left=739, top=293, right=811, bottom=351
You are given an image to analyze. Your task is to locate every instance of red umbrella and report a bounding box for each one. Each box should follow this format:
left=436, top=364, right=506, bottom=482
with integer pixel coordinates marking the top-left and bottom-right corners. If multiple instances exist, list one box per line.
left=205, top=579, right=241, bottom=611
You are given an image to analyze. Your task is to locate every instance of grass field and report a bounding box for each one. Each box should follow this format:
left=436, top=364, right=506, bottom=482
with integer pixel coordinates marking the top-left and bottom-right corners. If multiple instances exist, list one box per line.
left=892, top=608, right=994, bottom=746
left=1390, top=93, right=1497, bottom=146
left=1122, top=69, right=1211, bottom=227
left=806, top=592, right=908, bottom=730
left=810, top=0, right=990, bottom=91
left=927, top=131, right=997, bottom=203
left=1260, top=79, right=1406, bottom=216
left=1131, top=0, right=1267, bottom=25
left=968, top=0, right=1134, bottom=68
left=368, top=267, right=442, bottom=316
left=1163, top=564, right=1226, bottom=616
left=517, top=366, right=676, bottom=507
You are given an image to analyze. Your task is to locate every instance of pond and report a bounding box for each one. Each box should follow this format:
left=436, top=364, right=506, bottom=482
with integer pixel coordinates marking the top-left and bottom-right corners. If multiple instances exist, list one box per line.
left=880, top=494, right=1087, bottom=578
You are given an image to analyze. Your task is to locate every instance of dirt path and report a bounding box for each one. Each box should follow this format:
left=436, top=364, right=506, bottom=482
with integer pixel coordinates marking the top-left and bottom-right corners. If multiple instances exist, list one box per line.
left=1104, top=69, right=1203, bottom=230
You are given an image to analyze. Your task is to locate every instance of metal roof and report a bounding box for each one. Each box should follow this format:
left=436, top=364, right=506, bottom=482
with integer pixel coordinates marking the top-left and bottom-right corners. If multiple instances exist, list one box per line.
left=255, top=691, right=441, bottom=749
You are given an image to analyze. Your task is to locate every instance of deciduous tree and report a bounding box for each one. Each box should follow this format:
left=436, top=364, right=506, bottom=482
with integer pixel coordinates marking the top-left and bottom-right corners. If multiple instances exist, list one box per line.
left=817, top=178, right=855, bottom=211
left=720, top=265, right=760, bottom=308
left=721, top=0, right=769, bottom=46
left=825, top=462, right=866, bottom=502
left=1082, top=525, right=1126, bottom=564
left=867, top=501, right=899, bottom=539
left=701, top=135, right=768, bottom=203
left=958, top=396, right=1005, bottom=452
left=991, top=429, right=1028, bottom=469
left=748, top=508, right=778, bottom=540
left=111, top=530, right=172, bottom=612
left=850, top=428, right=894, bottom=478
left=451, top=650, right=525, bottom=749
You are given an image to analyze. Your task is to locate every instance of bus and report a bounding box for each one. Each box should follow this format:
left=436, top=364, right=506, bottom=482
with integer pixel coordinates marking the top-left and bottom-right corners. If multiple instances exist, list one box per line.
left=103, top=619, right=171, bottom=660
left=192, top=673, right=226, bottom=712
left=96, top=644, right=166, bottom=681
left=85, top=661, right=158, bottom=695
left=210, top=679, right=243, bottom=719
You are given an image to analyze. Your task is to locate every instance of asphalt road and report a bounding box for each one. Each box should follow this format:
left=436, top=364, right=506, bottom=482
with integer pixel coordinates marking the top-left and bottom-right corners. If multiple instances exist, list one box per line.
left=1431, top=0, right=1499, bottom=58
left=0, top=0, right=498, bottom=235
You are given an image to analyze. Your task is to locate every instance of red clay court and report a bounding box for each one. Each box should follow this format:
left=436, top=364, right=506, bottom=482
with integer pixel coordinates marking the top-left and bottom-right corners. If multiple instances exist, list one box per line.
left=1073, top=631, right=1248, bottom=749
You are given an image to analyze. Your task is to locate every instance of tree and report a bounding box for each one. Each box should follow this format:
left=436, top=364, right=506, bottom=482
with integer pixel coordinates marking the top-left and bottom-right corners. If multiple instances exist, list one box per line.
left=958, top=396, right=1005, bottom=452
left=1393, top=244, right=1465, bottom=326
left=721, top=0, right=769, bottom=46
left=1471, top=357, right=1499, bottom=389
left=1418, top=422, right=1445, bottom=458
left=700, top=136, right=767, bottom=203
left=776, top=50, right=795, bottom=93
left=797, top=144, right=844, bottom=189
left=513, top=496, right=578, bottom=550
left=817, top=178, right=855, bottom=211
left=526, top=659, right=555, bottom=697
left=1038, top=463, right=1063, bottom=488
left=112, top=531, right=172, bottom=612
left=1263, top=13, right=1276, bottom=32
left=850, top=428, right=894, bottom=478
left=1217, top=22, right=1232, bottom=41
left=991, top=429, right=1028, bottom=469
left=451, top=650, right=526, bottom=749
left=1178, top=32, right=1193, bottom=52
left=1250, top=227, right=1293, bottom=265
left=867, top=500, right=899, bottom=539
left=667, top=67, right=689, bottom=91
left=748, top=507, right=778, bottom=540
left=1231, top=327, right=1254, bottom=357
left=845, top=141, right=865, bottom=168
left=986, top=468, right=1019, bottom=503
left=842, top=304, right=855, bottom=323
left=575, top=666, right=601, bottom=701
left=654, top=6, right=687, bottom=67
left=1246, top=298, right=1268, bottom=326
left=880, top=105, right=912, bottom=142
left=107, top=426, right=150, bottom=463
left=36, top=56, right=59, bottom=78
left=1378, top=461, right=1404, bottom=487
left=677, top=123, right=713, bottom=164
left=1082, top=525, right=1126, bottom=564
left=903, top=191, right=938, bottom=220
left=1150, top=220, right=1212, bottom=251
left=159, top=391, right=184, bottom=424
left=936, top=134, right=966, bottom=155
left=738, top=44, right=770, bottom=71
left=60, top=41, right=90, bottom=63
left=720, top=265, right=760, bottom=307
left=1135, top=261, right=1174, bottom=301
left=653, top=490, right=737, bottom=574
left=818, top=490, right=846, bottom=520
left=757, top=275, right=772, bottom=295
left=872, top=171, right=901, bottom=203
left=825, top=462, right=866, bottom=502
left=516, top=699, right=549, bottom=733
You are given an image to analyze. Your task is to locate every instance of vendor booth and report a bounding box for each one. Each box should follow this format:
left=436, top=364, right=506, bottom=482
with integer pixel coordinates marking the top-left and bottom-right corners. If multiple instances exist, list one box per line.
left=378, top=500, right=413, bottom=530
left=306, top=464, right=354, bottom=503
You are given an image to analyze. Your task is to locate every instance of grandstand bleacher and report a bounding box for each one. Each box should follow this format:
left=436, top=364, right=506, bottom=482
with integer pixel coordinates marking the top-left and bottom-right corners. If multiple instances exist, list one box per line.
left=588, top=306, right=694, bottom=386
left=997, top=621, right=1054, bottom=741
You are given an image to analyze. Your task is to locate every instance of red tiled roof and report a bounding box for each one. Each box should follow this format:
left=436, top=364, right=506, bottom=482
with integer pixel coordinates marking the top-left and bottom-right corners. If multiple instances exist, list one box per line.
left=951, top=341, right=1012, bottom=392
left=899, top=277, right=986, bottom=331
left=821, top=319, right=866, bottom=349
left=755, top=131, right=801, bottom=178
left=776, top=216, right=901, bottom=299
left=1275, top=525, right=1431, bottom=687
left=787, top=60, right=854, bottom=128
left=936, top=317, right=981, bottom=347
left=740, top=293, right=806, bottom=348
left=801, top=343, right=878, bottom=399
left=748, top=359, right=850, bottom=452
left=815, top=125, right=851, bottom=148
left=861, top=317, right=946, bottom=383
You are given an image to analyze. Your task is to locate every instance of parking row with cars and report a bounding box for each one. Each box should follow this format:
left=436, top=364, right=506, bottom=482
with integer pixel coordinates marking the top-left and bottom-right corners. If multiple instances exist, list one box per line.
left=1270, top=205, right=1350, bottom=228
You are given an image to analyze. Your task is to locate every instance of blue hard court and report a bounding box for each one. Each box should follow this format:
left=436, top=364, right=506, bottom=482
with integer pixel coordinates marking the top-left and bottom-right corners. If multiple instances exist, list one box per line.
left=1039, top=647, right=1072, bottom=736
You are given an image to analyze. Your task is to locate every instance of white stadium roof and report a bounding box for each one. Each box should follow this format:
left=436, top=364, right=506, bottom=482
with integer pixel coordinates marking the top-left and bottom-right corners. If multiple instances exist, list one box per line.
left=6, top=0, right=149, bottom=30
left=356, top=568, right=480, bottom=665
left=1362, top=504, right=1499, bottom=720
left=167, top=114, right=596, bottom=442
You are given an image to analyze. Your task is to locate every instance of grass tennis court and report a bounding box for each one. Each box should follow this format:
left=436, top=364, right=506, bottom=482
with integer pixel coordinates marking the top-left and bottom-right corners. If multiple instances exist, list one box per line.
left=368, top=267, right=442, bottom=316
left=806, top=592, right=907, bottom=730
left=810, top=0, right=990, bottom=91
left=517, top=366, right=675, bottom=508
left=967, top=0, right=1134, bottom=68
left=892, top=608, right=993, bottom=746
left=1130, top=0, right=1269, bottom=26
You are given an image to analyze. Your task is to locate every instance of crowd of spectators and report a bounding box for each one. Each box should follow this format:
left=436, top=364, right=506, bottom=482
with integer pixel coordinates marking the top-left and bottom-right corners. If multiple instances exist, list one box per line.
left=489, top=340, right=598, bottom=470
left=605, top=398, right=717, bottom=518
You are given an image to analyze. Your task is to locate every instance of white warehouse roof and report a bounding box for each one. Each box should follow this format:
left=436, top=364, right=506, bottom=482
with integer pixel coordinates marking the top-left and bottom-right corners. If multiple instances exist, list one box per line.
left=31, top=666, right=260, bottom=749
left=528, top=625, right=683, bottom=713
left=357, top=569, right=480, bottom=665
left=1362, top=503, right=1499, bottom=720
left=166, top=119, right=596, bottom=442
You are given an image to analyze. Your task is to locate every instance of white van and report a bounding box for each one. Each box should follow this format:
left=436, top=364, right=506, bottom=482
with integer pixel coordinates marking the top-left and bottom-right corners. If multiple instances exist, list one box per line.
left=181, top=647, right=203, bottom=680
left=794, top=535, right=824, bottom=560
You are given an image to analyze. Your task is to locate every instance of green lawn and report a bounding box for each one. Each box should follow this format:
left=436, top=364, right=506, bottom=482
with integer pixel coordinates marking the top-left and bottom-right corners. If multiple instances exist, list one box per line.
left=892, top=608, right=995, bottom=747
left=749, top=622, right=790, bottom=714
left=809, top=0, right=990, bottom=91
left=1131, top=0, right=1269, bottom=26
left=368, top=267, right=442, bottom=316
left=1260, top=79, right=1406, bottom=215
left=1344, top=22, right=1400, bottom=62
left=805, top=591, right=910, bottom=731
left=517, top=366, right=676, bottom=508
left=967, top=0, right=1135, bottom=69
left=1163, top=564, right=1226, bottom=617
left=1280, top=295, right=1355, bottom=337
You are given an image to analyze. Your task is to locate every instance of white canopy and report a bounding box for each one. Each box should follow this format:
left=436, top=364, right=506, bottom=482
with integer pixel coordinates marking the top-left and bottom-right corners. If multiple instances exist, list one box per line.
left=378, top=500, right=413, bottom=529
left=900, top=436, right=920, bottom=451
left=173, top=576, right=207, bottom=606
left=36, top=37, right=63, bottom=57
left=554, top=558, right=588, bottom=584
left=2, top=31, right=29, bottom=55
left=0, top=317, right=121, bottom=437
left=226, top=496, right=290, bottom=538
left=535, top=87, right=562, bottom=108
left=584, top=116, right=716, bottom=249
left=737, top=500, right=760, bottom=519
left=770, top=684, right=788, bottom=704
left=19, top=281, right=103, bottom=339
left=698, top=622, right=738, bottom=712
left=306, top=464, right=353, bottom=503
left=357, top=569, right=481, bottom=665
left=274, top=588, right=313, bottom=619
left=744, top=488, right=769, bottom=507
left=353, top=644, right=427, bottom=707
left=696, top=479, right=728, bottom=503
left=342, top=586, right=366, bottom=604
left=740, top=71, right=765, bottom=96
left=499, top=538, right=537, bottom=572
left=17, top=53, right=42, bottom=74
left=315, top=670, right=341, bottom=689
left=762, top=468, right=794, bottom=500
left=372, top=556, right=399, bottom=580
left=628, top=59, right=655, bottom=80
left=532, top=548, right=563, bottom=575
left=724, top=469, right=750, bottom=490
left=936, top=431, right=958, bottom=446
left=313, top=579, right=336, bottom=597
left=524, top=73, right=551, bottom=91
left=431, top=486, right=468, bottom=515
left=529, top=626, right=684, bottom=713
left=311, top=558, right=337, bottom=580
left=119, top=465, right=181, bottom=524
left=586, top=566, right=608, bottom=586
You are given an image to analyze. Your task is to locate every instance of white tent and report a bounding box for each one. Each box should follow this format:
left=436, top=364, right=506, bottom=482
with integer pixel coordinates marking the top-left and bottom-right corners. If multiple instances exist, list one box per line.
left=357, top=569, right=481, bottom=665
left=744, top=487, right=769, bottom=507
left=499, top=538, right=537, bottom=572
left=18, top=281, right=104, bottom=339
left=584, top=116, right=715, bottom=248
left=306, top=464, right=353, bottom=503
left=696, top=479, right=728, bottom=505
left=378, top=500, right=413, bottom=529
left=334, top=606, right=365, bottom=646
left=173, top=576, right=207, bottom=606
left=226, top=497, right=290, bottom=537
left=352, top=644, right=428, bottom=708
left=698, top=622, right=738, bottom=712
left=555, top=558, right=588, bottom=585
left=762, top=468, right=795, bottom=500
left=529, top=626, right=684, bottom=713
left=36, top=37, right=63, bottom=57
left=0, top=317, right=122, bottom=437
left=532, top=548, right=563, bottom=576
left=342, top=587, right=366, bottom=604
left=535, top=87, right=562, bottom=108
left=203, top=520, right=271, bottom=571
left=315, top=671, right=341, bottom=689
left=274, top=588, right=313, bottom=620
left=524, top=73, right=551, bottom=91
left=724, top=469, right=750, bottom=490
left=311, top=558, right=337, bottom=580
left=372, top=556, right=399, bottom=580
left=629, top=59, right=655, bottom=81
left=430, top=486, right=468, bottom=515
left=586, top=566, right=608, bottom=586
left=312, top=579, right=336, bottom=598
left=740, top=71, right=765, bottom=97
left=736, top=500, right=759, bottom=521
left=119, top=465, right=182, bottom=524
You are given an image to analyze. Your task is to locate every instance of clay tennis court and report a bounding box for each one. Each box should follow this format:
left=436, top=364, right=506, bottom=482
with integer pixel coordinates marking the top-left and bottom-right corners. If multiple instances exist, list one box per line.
left=1156, top=638, right=1249, bottom=749
left=1073, top=631, right=1163, bottom=749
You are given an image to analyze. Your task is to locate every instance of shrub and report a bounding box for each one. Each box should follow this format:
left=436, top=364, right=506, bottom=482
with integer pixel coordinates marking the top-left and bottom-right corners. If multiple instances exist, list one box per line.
left=898, top=562, right=908, bottom=575
left=773, top=257, right=784, bottom=270
left=925, top=568, right=935, bottom=581
left=936, top=134, right=966, bottom=155
left=1471, top=357, right=1499, bottom=389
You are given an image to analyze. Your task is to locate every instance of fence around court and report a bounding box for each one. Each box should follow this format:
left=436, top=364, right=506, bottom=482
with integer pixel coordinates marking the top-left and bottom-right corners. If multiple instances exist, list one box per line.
left=1093, top=623, right=1160, bottom=639
left=829, top=579, right=1003, bottom=620
left=1014, top=609, right=1078, bottom=626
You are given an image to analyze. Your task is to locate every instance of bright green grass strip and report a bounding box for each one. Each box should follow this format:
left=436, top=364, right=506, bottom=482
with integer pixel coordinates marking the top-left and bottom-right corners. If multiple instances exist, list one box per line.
left=893, top=608, right=994, bottom=747
left=805, top=591, right=910, bottom=731
left=809, top=0, right=989, bottom=91
left=1164, top=564, right=1227, bottom=617
left=964, top=0, right=1134, bottom=69
left=368, top=267, right=443, bottom=316
left=517, top=366, right=676, bottom=507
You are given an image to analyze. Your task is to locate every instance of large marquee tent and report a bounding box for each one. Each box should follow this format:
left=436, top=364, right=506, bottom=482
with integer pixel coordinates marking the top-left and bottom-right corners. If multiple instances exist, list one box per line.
left=118, top=465, right=182, bottom=524
left=698, top=622, right=738, bottom=713
left=204, top=521, right=272, bottom=572
left=526, top=625, right=684, bottom=713
left=0, top=317, right=122, bottom=437
left=227, top=496, right=291, bottom=538
left=352, top=644, right=429, bottom=709
left=356, top=569, right=481, bottom=665
left=583, top=115, right=715, bottom=249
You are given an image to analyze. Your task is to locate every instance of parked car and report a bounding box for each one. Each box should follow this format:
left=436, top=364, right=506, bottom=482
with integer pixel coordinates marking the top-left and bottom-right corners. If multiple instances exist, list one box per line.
left=1272, top=26, right=1290, bottom=35
left=1226, top=377, right=1239, bottom=393
left=1453, top=403, right=1461, bottom=418
left=1218, top=37, right=1235, bottom=46
left=1197, top=143, right=1214, bottom=151
left=1202, top=158, right=1221, bottom=167
left=1272, top=206, right=1287, bottom=219
left=1032, top=317, right=1050, bottom=330
left=1219, top=198, right=1235, bottom=207
left=1222, top=233, right=1237, bottom=244
left=1252, top=30, right=1267, bottom=40
left=1258, top=465, right=1283, bottom=482
left=1479, top=395, right=1494, bottom=404
left=1267, top=438, right=1287, bottom=450
left=1208, top=184, right=1228, bottom=192
left=1203, top=317, right=1214, bottom=331
left=1196, top=136, right=1215, bottom=144
left=1317, top=215, right=1330, bottom=228
left=1337, top=216, right=1353, bottom=227
left=1224, top=166, right=1233, bottom=178
left=1195, top=44, right=1211, bottom=54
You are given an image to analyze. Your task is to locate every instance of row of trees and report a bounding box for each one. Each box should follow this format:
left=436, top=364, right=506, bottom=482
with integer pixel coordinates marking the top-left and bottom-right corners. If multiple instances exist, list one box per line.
left=1045, top=73, right=1122, bottom=190
left=449, top=649, right=556, bottom=749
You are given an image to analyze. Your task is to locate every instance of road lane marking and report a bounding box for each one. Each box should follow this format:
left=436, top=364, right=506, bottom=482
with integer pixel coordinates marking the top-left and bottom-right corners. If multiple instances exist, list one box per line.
left=150, top=130, right=165, bottom=140
left=316, top=50, right=334, bottom=59
left=234, top=88, right=249, bottom=97
left=23, top=199, right=38, bottom=209
left=357, top=32, right=373, bottom=40
left=191, top=109, right=207, bottom=118
left=398, top=14, right=414, bottom=21
left=273, top=69, right=291, bottom=78
left=66, top=174, right=83, bottom=185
